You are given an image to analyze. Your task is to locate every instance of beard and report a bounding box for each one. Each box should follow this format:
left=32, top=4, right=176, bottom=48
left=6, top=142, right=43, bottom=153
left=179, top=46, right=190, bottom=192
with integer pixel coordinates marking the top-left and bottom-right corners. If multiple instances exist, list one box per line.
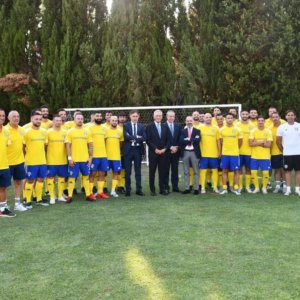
left=94, top=119, right=102, bottom=125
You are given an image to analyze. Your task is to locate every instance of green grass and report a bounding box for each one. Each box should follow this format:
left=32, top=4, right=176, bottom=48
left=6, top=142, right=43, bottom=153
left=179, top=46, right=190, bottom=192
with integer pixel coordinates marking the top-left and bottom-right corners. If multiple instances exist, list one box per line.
left=2, top=167, right=300, bottom=299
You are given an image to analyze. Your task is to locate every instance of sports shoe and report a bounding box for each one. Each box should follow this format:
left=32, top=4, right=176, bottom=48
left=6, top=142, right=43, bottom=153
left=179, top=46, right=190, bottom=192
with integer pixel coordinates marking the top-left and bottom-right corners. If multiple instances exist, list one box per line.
left=86, top=194, right=97, bottom=202
left=50, top=198, right=56, bottom=205
left=262, top=188, right=268, bottom=195
left=201, top=189, right=206, bottom=194
left=66, top=196, right=73, bottom=203
left=232, top=189, right=241, bottom=195
left=219, top=189, right=228, bottom=195
left=273, top=186, right=281, bottom=193
left=110, top=190, right=119, bottom=198
left=267, top=183, right=272, bottom=190
left=97, top=193, right=109, bottom=199
left=295, top=190, right=300, bottom=196
left=36, top=200, right=49, bottom=206
left=0, top=207, right=16, bottom=218
left=213, top=188, right=220, bottom=194
left=14, top=203, right=28, bottom=212
left=284, top=191, right=291, bottom=196
left=57, top=197, right=67, bottom=202
left=24, top=202, right=33, bottom=209
left=252, top=188, right=260, bottom=194
left=246, top=188, right=252, bottom=194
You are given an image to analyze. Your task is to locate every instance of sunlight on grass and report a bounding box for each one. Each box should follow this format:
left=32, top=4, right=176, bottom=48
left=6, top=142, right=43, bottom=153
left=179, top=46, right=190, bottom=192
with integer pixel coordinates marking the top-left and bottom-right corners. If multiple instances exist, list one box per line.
left=125, top=248, right=169, bottom=300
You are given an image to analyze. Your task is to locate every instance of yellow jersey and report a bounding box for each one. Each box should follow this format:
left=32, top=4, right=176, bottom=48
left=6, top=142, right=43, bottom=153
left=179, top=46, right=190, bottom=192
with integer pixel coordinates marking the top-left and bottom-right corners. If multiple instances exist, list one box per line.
left=193, top=123, right=204, bottom=131
left=219, top=126, right=243, bottom=156
left=200, top=125, right=220, bottom=158
left=211, top=118, right=218, bottom=127
left=65, top=121, right=76, bottom=130
left=23, top=122, right=32, bottom=130
left=249, top=128, right=273, bottom=159
left=105, top=127, right=123, bottom=161
left=5, top=123, right=25, bottom=166
left=0, top=127, right=11, bottom=170
left=24, top=127, right=47, bottom=165
left=41, top=119, right=52, bottom=130
left=268, top=125, right=282, bottom=156
left=249, top=119, right=258, bottom=128
left=236, top=122, right=255, bottom=156
left=265, top=118, right=285, bottom=128
left=65, top=127, right=92, bottom=162
left=89, top=124, right=107, bottom=158
left=47, top=128, right=68, bottom=165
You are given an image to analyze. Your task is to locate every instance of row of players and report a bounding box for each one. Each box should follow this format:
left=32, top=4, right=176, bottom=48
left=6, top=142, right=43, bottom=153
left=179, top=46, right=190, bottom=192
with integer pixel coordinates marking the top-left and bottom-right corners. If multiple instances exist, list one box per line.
left=0, top=105, right=299, bottom=217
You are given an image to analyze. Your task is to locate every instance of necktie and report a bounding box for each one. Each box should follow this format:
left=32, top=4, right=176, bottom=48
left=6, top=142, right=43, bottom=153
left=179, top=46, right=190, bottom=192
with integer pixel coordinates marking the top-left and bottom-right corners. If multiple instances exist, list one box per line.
left=188, top=127, right=192, bottom=139
left=170, top=123, right=174, bottom=136
left=157, top=123, right=161, bottom=138
left=133, top=123, right=137, bottom=137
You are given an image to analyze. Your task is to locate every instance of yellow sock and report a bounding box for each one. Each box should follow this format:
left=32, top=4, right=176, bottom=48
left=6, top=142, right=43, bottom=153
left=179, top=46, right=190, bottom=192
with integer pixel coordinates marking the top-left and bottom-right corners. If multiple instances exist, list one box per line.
left=94, top=175, right=97, bottom=186
left=228, top=172, right=234, bottom=187
left=82, top=176, right=90, bottom=196
left=120, top=169, right=125, bottom=187
left=245, top=175, right=251, bottom=189
left=207, top=169, right=212, bottom=184
left=68, top=178, right=76, bottom=197
left=239, top=174, right=243, bottom=189
left=89, top=182, right=94, bottom=194
left=98, top=181, right=104, bottom=194
left=262, top=171, right=269, bottom=189
left=24, top=182, right=33, bottom=203
left=35, top=181, right=44, bottom=201
left=200, top=169, right=207, bottom=189
left=32, top=186, right=36, bottom=198
left=251, top=170, right=259, bottom=190
left=58, top=178, right=65, bottom=198
left=233, top=184, right=239, bottom=190
left=222, top=184, right=227, bottom=190
left=211, top=169, right=218, bottom=189
left=46, top=178, right=55, bottom=199
left=189, top=168, right=193, bottom=186
left=112, top=179, right=118, bottom=191
left=218, top=172, right=222, bottom=188
left=104, top=175, right=108, bottom=188
left=80, top=175, right=83, bottom=189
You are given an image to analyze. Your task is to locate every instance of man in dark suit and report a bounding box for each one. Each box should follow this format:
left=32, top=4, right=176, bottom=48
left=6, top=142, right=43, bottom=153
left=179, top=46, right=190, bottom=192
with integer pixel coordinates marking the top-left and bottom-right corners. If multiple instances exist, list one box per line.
left=146, top=110, right=171, bottom=196
left=122, top=110, right=146, bottom=197
left=180, top=116, right=201, bottom=195
left=164, top=110, right=181, bottom=192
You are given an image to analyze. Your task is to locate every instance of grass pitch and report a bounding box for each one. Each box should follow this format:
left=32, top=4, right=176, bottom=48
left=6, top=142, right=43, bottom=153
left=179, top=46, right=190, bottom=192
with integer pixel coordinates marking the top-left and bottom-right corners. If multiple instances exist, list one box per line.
left=2, top=168, right=300, bottom=299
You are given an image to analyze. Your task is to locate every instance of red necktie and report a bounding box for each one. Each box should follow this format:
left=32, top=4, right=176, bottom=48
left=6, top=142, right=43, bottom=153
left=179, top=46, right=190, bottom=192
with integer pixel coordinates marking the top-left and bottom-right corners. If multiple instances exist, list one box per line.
left=188, top=127, right=192, bottom=139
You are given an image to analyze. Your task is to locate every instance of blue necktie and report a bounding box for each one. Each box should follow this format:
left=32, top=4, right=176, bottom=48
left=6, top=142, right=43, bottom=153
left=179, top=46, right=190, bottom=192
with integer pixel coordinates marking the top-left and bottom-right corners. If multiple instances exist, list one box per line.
left=157, top=123, right=161, bottom=138
left=170, top=123, right=174, bottom=136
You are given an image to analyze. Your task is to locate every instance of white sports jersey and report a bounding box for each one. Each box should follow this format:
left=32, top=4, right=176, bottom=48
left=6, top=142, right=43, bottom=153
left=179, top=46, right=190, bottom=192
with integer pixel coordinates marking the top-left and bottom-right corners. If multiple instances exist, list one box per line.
left=277, top=122, right=300, bottom=155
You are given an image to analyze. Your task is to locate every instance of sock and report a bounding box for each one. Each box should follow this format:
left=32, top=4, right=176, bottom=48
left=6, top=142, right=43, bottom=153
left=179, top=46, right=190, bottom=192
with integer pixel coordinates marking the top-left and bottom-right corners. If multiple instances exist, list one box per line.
left=239, top=174, right=243, bottom=189
left=275, top=180, right=281, bottom=188
left=104, top=175, right=108, bottom=188
left=98, top=181, right=104, bottom=194
left=262, top=171, right=269, bottom=190
left=251, top=170, right=259, bottom=190
left=211, top=169, right=219, bottom=189
left=189, top=168, right=193, bottom=186
left=89, top=182, right=94, bottom=194
left=82, top=176, right=90, bottom=196
left=112, top=179, right=118, bottom=192
left=35, top=181, right=44, bottom=201
left=58, top=178, right=66, bottom=198
left=222, top=184, right=227, bottom=190
left=24, top=182, right=33, bottom=203
left=118, top=170, right=125, bottom=187
left=46, top=178, right=55, bottom=199
left=295, top=186, right=300, bottom=193
left=207, top=170, right=212, bottom=184
left=233, top=184, right=239, bottom=190
left=286, top=186, right=291, bottom=193
left=68, top=178, right=76, bottom=197
left=228, top=172, right=234, bottom=187
left=218, top=172, right=222, bottom=188
left=245, top=175, right=251, bottom=189
left=200, top=169, right=207, bottom=190
left=15, top=197, right=20, bottom=205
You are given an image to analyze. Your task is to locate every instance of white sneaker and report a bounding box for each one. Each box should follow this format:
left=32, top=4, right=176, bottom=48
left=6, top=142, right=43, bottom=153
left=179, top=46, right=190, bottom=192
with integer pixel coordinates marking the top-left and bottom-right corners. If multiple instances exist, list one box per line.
left=57, top=197, right=67, bottom=202
left=267, top=183, right=272, bottom=190
left=213, top=188, right=219, bottom=194
left=262, top=188, right=268, bottom=195
left=246, top=188, right=252, bottom=194
left=273, top=186, right=281, bottom=193
left=14, top=203, right=27, bottom=212
left=238, top=188, right=242, bottom=193
left=50, top=198, right=56, bottom=205
left=201, top=189, right=206, bottom=194
left=252, top=188, right=260, bottom=194
left=110, top=191, right=119, bottom=198
left=219, top=189, right=228, bottom=195
left=232, top=189, right=241, bottom=195
left=284, top=191, right=291, bottom=196
left=295, top=190, right=300, bottom=196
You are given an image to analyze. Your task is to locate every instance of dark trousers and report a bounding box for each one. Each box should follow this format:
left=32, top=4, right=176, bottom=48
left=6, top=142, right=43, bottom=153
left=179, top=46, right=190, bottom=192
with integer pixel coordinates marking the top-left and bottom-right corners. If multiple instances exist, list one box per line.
left=165, top=153, right=180, bottom=190
left=124, top=147, right=142, bottom=193
left=148, top=152, right=167, bottom=193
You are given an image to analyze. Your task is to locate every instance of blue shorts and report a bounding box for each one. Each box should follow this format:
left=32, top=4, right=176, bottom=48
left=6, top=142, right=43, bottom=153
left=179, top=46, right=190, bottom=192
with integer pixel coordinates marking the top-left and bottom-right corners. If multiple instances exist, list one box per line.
left=68, top=162, right=90, bottom=178
left=271, top=155, right=283, bottom=169
left=220, top=155, right=240, bottom=171
left=25, top=165, right=47, bottom=180
left=250, top=159, right=271, bottom=171
left=47, top=165, right=68, bottom=178
left=0, top=168, right=11, bottom=187
left=199, top=157, right=219, bottom=169
left=9, top=162, right=26, bottom=180
left=90, top=158, right=109, bottom=172
left=108, top=160, right=122, bottom=172
left=240, top=155, right=251, bottom=169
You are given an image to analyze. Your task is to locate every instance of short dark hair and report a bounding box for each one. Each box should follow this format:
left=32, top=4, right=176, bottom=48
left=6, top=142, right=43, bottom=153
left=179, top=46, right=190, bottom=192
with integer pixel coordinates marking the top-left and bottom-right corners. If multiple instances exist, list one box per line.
left=286, top=109, right=296, bottom=116
left=40, top=105, right=49, bottom=110
left=118, top=111, right=127, bottom=117
left=129, top=110, right=139, bottom=116
left=52, top=114, right=61, bottom=119
left=225, top=113, right=234, bottom=118
left=31, top=110, right=42, bottom=117
left=257, top=115, right=265, bottom=120
left=57, top=108, right=66, bottom=114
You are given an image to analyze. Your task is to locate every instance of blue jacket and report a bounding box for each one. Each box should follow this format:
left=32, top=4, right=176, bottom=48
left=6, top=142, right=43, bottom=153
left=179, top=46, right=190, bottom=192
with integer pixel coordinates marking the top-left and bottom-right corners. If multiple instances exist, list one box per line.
left=122, top=122, right=146, bottom=156
left=180, top=127, right=201, bottom=159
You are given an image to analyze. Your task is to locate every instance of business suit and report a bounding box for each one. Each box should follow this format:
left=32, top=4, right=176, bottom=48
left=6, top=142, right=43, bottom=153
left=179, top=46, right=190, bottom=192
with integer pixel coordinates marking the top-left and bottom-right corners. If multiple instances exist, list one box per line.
left=122, top=122, right=145, bottom=194
left=164, top=122, right=181, bottom=191
left=146, top=122, right=171, bottom=194
left=180, top=127, right=201, bottom=191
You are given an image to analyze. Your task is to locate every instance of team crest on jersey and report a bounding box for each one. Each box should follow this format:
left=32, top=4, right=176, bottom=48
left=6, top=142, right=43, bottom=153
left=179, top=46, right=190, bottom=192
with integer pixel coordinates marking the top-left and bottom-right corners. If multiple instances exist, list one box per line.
left=232, top=129, right=236, bottom=134
left=83, top=131, right=88, bottom=137
left=41, top=131, right=46, bottom=137
left=211, top=129, right=215, bottom=133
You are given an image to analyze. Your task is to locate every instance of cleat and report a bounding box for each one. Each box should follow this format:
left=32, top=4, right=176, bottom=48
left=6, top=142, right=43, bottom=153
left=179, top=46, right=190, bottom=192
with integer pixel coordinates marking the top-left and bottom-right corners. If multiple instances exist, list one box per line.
left=14, top=203, right=27, bottom=212
left=97, top=193, right=109, bottom=199
left=50, top=198, right=56, bottom=205
left=57, top=197, right=67, bottom=202
left=66, top=197, right=73, bottom=203
left=24, top=203, right=33, bottom=209
left=219, top=189, right=228, bottom=195
left=36, top=200, right=49, bottom=206
left=232, top=189, right=241, bottom=195
left=252, top=188, right=260, bottom=194
left=201, top=189, right=206, bottom=194
left=86, top=194, right=97, bottom=202
left=262, top=188, right=268, bottom=195
left=110, top=190, right=119, bottom=198
left=273, top=186, right=281, bottom=193
left=213, top=188, right=220, bottom=194
left=0, top=207, right=16, bottom=218
left=246, top=188, right=252, bottom=194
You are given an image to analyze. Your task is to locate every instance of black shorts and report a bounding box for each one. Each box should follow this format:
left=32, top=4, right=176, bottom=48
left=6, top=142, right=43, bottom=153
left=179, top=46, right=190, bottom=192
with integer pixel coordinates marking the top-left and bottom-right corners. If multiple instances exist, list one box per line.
left=271, top=155, right=283, bottom=169
left=283, top=155, right=300, bottom=171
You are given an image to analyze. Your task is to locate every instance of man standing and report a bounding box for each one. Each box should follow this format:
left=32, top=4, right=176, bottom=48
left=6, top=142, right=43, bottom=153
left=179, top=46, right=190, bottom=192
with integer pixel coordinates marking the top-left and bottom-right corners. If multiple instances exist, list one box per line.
left=164, top=110, right=181, bottom=193
left=249, top=108, right=258, bottom=127
left=277, top=110, right=300, bottom=196
left=180, top=116, right=201, bottom=195
left=40, top=105, right=52, bottom=130
left=6, top=111, right=27, bottom=211
left=219, top=113, right=243, bottom=195
left=122, top=110, right=146, bottom=196
left=146, top=110, right=171, bottom=196
left=65, top=113, right=95, bottom=203
left=0, top=109, right=15, bottom=217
